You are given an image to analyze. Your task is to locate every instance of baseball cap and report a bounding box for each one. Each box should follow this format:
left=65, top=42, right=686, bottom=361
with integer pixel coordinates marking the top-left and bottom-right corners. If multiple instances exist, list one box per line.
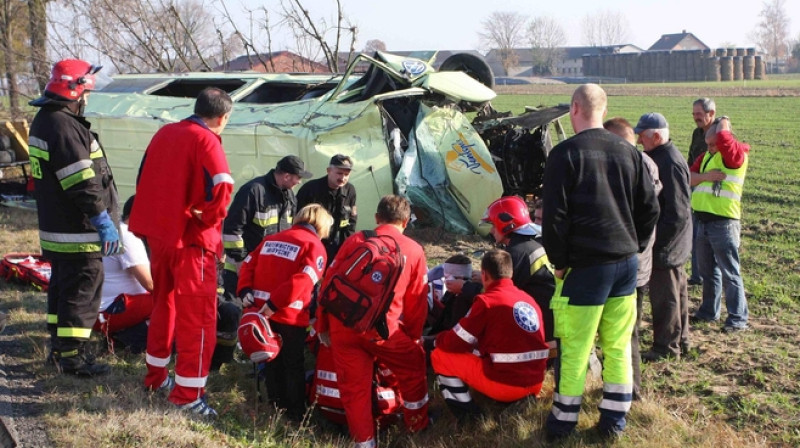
left=633, top=112, right=668, bottom=134
left=276, top=155, right=312, bottom=179
left=329, top=154, right=354, bottom=170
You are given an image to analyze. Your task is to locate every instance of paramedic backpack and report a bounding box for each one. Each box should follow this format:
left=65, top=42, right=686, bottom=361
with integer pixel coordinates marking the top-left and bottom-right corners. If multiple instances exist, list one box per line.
left=319, top=230, right=404, bottom=339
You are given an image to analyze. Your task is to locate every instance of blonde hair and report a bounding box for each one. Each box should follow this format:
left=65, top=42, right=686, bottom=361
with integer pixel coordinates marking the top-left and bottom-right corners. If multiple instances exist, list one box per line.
left=295, top=204, right=334, bottom=239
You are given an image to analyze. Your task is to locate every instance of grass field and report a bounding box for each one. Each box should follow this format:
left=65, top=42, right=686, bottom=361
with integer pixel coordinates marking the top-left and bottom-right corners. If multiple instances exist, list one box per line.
left=1, top=82, right=799, bottom=447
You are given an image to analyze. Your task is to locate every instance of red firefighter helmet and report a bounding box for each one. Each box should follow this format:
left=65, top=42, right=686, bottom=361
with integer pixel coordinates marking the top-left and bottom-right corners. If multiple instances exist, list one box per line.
left=238, top=312, right=282, bottom=363
left=44, top=59, right=102, bottom=100
left=481, top=195, right=534, bottom=236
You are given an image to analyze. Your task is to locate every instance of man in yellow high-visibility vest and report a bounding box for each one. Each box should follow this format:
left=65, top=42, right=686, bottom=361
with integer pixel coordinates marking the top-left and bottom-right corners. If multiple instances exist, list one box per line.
left=689, top=117, right=750, bottom=332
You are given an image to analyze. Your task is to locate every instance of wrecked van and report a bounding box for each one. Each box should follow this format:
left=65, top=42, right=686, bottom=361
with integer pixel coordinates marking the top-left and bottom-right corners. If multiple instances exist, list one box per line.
left=86, top=51, right=565, bottom=234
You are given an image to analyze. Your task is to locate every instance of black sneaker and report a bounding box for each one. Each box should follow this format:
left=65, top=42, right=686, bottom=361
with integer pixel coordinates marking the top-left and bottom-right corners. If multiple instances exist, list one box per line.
left=722, top=325, right=748, bottom=333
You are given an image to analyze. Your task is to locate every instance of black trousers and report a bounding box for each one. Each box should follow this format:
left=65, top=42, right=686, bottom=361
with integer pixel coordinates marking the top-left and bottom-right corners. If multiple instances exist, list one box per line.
left=47, top=257, right=104, bottom=352
left=263, top=321, right=308, bottom=421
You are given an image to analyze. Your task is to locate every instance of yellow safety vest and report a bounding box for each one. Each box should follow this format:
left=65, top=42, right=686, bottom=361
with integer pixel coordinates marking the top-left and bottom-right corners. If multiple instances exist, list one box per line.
left=691, top=151, right=748, bottom=219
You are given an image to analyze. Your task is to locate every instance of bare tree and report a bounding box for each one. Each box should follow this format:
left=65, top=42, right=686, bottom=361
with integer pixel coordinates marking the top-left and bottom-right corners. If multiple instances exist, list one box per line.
left=0, top=0, right=27, bottom=117
left=49, top=0, right=221, bottom=73
left=276, top=0, right=357, bottom=72
left=363, top=39, right=386, bottom=54
left=581, top=9, right=630, bottom=46
left=479, top=11, right=527, bottom=76
left=528, top=16, right=566, bottom=76
left=28, top=0, right=49, bottom=92
left=752, top=0, right=790, bottom=72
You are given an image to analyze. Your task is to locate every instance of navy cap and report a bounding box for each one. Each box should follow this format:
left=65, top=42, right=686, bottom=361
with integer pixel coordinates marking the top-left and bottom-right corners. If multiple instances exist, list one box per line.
left=633, top=112, right=668, bottom=134
left=276, top=155, right=312, bottom=179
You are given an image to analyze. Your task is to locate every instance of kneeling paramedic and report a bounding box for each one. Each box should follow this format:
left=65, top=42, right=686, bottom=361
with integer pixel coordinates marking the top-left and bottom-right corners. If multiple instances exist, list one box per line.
left=430, top=249, right=548, bottom=423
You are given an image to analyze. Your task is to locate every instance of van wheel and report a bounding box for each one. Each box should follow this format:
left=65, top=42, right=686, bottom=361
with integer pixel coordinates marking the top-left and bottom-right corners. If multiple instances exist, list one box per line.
left=440, top=53, right=495, bottom=89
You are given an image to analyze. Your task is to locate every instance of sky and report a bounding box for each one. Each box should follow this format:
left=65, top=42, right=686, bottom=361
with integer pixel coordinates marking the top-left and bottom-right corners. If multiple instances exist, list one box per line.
left=230, top=0, right=800, bottom=53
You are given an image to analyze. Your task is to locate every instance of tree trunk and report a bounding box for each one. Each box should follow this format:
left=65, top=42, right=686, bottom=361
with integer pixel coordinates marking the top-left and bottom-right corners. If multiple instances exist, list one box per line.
left=0, top=0, right=20, bottom=118
left=29, top=0, right=49, bottom=93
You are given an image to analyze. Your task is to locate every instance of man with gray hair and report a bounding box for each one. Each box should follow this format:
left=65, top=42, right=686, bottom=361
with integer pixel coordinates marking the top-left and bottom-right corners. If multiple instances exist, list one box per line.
left=687, top=98, right=716, bottom=285
left=634, top=113, right=692, bottom=362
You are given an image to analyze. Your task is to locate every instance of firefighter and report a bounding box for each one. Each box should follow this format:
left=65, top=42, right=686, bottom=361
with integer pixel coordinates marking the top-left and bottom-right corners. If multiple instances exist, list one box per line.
left=316, top=195, right=430, bottom=448
left=28, top=59, right=120, bottom=376
left=296, top=154, right=358, bottom=260
left=221, top=155, right=312, bottom=298
left=130, top=87, right=234, bottom=417
left=482, top=196, right=556, bottom=347
left=237, top=204, right=333, bottom=422
left=431, top=249, right=548, bottom=423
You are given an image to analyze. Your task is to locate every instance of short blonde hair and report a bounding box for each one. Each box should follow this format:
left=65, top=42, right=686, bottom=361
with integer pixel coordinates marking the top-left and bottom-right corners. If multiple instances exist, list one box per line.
left=295, top=204, right=334, bottom=239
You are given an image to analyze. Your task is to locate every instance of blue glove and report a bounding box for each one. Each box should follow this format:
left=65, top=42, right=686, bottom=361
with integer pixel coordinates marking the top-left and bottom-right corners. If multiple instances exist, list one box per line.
left=89, top=211, right=121, bottom=256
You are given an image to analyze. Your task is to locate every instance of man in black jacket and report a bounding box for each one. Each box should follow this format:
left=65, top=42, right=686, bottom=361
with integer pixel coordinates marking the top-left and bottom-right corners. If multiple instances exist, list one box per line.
left=221, top=155, right=311, bottom=296
left=634, top=113, right=693, bottom=361
left=29, top=59, right=120, bottom=376
left=296, top=154, right=357, bottom=260
left=542, top=84, right=659, bottom=440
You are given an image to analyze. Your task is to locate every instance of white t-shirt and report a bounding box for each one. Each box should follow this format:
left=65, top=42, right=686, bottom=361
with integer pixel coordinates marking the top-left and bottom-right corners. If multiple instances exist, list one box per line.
left=101, top=222, right=150, bottom=310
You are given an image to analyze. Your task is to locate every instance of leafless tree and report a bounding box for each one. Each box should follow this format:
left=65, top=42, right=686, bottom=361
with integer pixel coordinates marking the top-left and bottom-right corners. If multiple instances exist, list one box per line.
left=48, top=0, right=223, bottom=73
left=479, top=11, right=527, bottom=76
left=28, top=0, right=49, bottom=92
left=752, top=0, right=790, bottom=72
left=213, top=0, right=357, bottom=73
left=363, top=39, right=386, bottom=54
left=528, top=16, right=566, bottom=76
left=0, top=0, right=29, bottom=117
left=276, top=0, right=357, bottom=72
left=581, top=9, right=630, bottom=46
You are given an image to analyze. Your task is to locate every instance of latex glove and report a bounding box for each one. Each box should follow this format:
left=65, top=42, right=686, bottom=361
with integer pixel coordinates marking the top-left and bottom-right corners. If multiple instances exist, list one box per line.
left=240, top=290, right=255, bottom=308
left=90, top=211, right=121, bottom=256
left=318, top=331, right=331, bottom=347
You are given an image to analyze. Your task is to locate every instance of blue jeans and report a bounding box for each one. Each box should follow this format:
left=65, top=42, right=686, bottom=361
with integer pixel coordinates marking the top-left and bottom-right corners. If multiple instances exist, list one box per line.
left=694, top=219, right=748, bottom=328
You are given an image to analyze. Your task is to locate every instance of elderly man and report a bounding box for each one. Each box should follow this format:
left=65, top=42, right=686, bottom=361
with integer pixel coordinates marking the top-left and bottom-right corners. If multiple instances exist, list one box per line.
left=296, top=154, right=358, bottom=260
left=690, top=117, right=750, bottom=333
left=634, top=113, right=693, bottom=361
left=687, top=98, right=717, bottom=286
left=542, top=84, right=659, bottom=440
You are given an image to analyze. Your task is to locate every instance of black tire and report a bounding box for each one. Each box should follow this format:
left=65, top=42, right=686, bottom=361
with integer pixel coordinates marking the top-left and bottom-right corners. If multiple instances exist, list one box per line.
left=440, top=53, right=495, bottom=89
left=0, top=149, right=14, bottom=164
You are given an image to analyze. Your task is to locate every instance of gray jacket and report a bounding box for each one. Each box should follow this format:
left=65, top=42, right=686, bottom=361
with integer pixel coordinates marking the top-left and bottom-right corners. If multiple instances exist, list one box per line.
left=645, top=141, right=693, bottom=269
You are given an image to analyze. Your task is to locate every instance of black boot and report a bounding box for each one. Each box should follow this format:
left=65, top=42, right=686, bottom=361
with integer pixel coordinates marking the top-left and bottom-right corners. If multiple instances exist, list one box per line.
left=56, top=342, right=110, bottom=377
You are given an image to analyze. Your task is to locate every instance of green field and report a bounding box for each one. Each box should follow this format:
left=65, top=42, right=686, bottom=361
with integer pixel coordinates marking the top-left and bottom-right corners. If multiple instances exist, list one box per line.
left=1, top=84, right=799, bottom=447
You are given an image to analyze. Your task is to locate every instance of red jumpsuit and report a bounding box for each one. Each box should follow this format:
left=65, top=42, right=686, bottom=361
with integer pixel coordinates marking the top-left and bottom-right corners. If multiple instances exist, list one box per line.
left=316, top=224, right=430, bottom=446
left=238, top=223, right=327, bottom=420
left=130, top=117, right=233, bottom=405
left=433, top=278, right=548, bottom=401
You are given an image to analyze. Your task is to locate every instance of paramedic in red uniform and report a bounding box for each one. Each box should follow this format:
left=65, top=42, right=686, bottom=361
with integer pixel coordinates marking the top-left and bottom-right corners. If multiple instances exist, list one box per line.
left=431, top=249, right=548, bottom=423
left=316, top=195, right=430, bottom=448
left=237, top=204, right=333, bottom=422
left=129, top=87, right=234, bottom=418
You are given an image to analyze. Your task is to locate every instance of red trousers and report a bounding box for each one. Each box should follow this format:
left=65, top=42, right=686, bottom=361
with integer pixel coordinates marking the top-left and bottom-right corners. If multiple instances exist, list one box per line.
left=329, top=318, right=429, bottom=444
left=144, top=242, right=218, bottom=405
left=94, top=293, right=153, bottom=335
left=431, top=350, right=542, bottom=402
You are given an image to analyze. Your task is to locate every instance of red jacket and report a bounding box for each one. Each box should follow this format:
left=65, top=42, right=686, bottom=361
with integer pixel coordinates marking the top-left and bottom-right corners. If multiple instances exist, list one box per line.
left=435, top=278, right=548, bottom=387
left=238, top=224, right=327, bottom=327
left=316, top=224, right=429, bottom=339
left=130, top=117, right=233, bottom=255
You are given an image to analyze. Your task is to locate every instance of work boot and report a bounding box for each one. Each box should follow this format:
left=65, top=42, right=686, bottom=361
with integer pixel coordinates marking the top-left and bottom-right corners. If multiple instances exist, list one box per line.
left=55, top=344, right=111, bottom=377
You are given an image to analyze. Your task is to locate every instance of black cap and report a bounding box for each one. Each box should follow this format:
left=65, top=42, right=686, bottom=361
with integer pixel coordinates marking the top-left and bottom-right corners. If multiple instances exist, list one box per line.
left=276, top=155, right=312, bottom=179
left=329, top=154, right=354, bottom=170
